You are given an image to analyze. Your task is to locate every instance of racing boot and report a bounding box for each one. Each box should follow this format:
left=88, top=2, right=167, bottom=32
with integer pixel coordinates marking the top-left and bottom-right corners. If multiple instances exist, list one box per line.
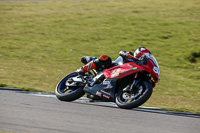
left=81, top=56, right=97, bottom=65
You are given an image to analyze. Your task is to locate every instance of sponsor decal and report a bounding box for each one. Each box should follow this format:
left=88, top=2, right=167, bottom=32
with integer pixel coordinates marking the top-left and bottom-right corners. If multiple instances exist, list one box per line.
left=153, top=66, right=159, bottom=74
left=114, top=73, right=119, bottom=77
left=120, top=67, right=137, bottom=75
left=111, top=69, right=121, bottom=78
left=102, top=94, right=110, bottom=99
left=103, top=88, right=111, bottom=93
left=101, top=90, right=111, bottom=95
left=127, top=64, right=136, bottom=68
left=96, top=91, right=102, bottom=97
left=131, top=67, right=137, bottom=70
left=110, top=66, right=138, bottom=78
left=103, top=80, right=113, bottom=89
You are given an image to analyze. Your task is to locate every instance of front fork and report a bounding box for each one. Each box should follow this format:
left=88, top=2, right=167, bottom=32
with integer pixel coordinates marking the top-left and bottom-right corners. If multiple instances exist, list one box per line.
left=123, top=73, right=141, bottom=92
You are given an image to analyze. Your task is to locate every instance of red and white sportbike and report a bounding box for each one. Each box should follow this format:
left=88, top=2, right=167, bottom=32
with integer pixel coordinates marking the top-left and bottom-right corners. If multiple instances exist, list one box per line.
left=55, top=54, right=160, bottom=109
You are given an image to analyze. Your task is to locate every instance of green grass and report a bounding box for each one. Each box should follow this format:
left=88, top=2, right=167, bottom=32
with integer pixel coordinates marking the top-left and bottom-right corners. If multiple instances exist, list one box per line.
left=0, top=0, right=200, bottom=113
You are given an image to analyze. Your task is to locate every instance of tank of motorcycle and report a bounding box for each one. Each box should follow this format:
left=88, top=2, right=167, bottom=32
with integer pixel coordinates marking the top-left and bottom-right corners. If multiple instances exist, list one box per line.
left=103, top=55, right=160, bottom=85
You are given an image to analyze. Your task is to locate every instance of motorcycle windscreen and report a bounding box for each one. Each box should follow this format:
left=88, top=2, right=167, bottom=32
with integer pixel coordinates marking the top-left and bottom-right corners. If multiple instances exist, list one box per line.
left=103, top=63, right=144, bottom=79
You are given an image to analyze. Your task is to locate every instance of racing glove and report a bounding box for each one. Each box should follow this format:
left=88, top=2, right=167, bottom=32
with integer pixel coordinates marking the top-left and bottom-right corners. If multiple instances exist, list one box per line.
left=119, top=50, right=134, bottom=60
left=127, top=51, right=134, bottom=59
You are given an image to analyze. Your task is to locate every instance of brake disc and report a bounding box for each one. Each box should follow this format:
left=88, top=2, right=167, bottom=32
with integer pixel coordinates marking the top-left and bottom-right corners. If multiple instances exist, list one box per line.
left=122, top=86, right=143, bottom=100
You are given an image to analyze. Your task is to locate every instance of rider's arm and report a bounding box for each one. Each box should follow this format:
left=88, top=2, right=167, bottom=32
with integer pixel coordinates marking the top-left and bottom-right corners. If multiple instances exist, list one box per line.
left=119, top=50, right=135, bottom=60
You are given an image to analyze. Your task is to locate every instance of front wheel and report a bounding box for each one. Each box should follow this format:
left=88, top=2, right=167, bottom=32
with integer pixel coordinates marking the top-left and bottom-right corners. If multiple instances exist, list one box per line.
left=55, top=73, right=85, bottom=101
left=115, top=81, right=153, bottom=109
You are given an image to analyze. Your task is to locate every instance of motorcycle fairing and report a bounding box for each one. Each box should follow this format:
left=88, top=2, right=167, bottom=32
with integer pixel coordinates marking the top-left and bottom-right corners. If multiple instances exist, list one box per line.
left=83, top=79, right=118, bottom=101
left=103, top=61, right=159, bottom=85
left=141, top=59, right=159, bottom=83
left=103, top=63, right=144, bottom=79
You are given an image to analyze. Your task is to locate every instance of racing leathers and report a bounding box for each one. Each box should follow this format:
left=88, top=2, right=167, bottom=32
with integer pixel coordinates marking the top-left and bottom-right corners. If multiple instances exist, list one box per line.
left=77, top=55, right=112, bottom=75
left=77, top=50, right=148, bottom=75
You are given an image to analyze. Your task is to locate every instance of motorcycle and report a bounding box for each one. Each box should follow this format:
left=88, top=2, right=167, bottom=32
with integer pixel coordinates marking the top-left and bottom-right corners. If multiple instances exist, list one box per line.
left=55, top=54, right=160, bottom=109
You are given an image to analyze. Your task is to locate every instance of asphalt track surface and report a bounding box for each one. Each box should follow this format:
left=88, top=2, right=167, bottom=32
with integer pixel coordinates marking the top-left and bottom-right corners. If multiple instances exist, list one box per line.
left=0, top=88, right=200, bottom=133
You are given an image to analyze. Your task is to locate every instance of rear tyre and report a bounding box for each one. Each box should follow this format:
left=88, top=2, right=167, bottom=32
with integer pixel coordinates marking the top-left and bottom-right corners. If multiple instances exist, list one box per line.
left=55, top=73, right=85, bottom=101
left=115, top=81, right=153, bottom=109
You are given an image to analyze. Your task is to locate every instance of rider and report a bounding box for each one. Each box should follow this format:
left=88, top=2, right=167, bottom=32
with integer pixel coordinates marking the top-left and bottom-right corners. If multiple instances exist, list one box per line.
left=76, top=47, right=151, bottom=75
left=119, top=47, right=151, bottom=65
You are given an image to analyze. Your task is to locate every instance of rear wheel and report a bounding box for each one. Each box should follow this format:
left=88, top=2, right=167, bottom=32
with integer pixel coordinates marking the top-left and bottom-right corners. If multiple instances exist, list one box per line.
left=55, top=73, right=85, bottom=101
left=115, top=81, right=153, bottom=109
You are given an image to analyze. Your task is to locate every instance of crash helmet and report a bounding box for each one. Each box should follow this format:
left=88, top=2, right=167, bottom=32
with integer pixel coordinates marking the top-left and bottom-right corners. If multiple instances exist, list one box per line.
left=134, top=47, right=151, bottom=60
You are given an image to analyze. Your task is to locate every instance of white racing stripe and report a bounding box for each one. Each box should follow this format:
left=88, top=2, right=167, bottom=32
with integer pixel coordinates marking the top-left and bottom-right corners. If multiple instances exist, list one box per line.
left=28, top=92, right=160, bottom=109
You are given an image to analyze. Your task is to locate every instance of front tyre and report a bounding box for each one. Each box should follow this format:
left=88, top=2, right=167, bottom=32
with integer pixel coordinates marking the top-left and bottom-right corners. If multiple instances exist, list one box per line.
left=115, top=81, right=153, bottom=109
left=55, top=73, right=85, bottom=101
